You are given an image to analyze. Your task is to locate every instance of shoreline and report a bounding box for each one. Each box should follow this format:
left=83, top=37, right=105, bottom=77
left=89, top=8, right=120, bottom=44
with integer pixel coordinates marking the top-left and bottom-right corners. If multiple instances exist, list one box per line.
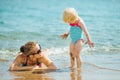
left=8, top=66, right=120, bottom=80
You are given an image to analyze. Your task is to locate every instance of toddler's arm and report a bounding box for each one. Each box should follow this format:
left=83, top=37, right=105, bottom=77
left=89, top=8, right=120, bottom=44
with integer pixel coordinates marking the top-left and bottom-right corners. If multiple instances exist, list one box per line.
left=61, top=31, right=70, bottom=39
left=78, top=18, right=94, bottom=48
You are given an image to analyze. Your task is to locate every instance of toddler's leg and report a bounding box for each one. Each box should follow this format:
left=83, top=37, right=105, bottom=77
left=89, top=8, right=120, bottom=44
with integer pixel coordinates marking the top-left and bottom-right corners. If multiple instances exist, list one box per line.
left=75, top=40, right=83, bottom=69
left=70, top=42, right=75, bottom=69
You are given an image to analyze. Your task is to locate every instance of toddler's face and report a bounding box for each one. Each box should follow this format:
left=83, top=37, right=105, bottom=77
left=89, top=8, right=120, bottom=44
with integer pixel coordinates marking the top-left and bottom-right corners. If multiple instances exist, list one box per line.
left=68, top=15, right=77, bottom=24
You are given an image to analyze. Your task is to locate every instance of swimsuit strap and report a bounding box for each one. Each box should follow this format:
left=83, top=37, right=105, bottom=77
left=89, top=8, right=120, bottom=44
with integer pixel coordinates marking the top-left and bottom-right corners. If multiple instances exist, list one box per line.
left=22, top=56, right=28, bottom=66
left=70, top=20, right=79, bottom=27
left=22, top=57, right=42, bottom=67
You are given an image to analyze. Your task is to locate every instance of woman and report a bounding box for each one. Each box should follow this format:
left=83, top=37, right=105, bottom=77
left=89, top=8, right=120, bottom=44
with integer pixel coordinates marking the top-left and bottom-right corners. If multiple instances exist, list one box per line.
left=9, top=41, right=57, bottom=71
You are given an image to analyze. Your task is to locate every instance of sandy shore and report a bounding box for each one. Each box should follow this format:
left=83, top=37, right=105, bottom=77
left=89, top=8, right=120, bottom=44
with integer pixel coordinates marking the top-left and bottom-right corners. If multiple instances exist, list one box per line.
left=8, top=66, right=120, bottom=80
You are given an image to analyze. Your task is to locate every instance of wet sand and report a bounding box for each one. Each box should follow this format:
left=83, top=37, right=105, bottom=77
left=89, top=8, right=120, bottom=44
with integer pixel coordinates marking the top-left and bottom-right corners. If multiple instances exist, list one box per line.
left=8, top=66, right=120, bottom=80
left=0, top=53, right=120, bottom=80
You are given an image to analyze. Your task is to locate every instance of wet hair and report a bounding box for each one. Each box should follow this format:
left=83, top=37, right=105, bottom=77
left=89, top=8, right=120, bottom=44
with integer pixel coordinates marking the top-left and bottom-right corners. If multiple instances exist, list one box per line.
left=20, top=46, right=25, bottom=53
left=20, top=41, right=41, bottom=56
left=63, top=8, right=78, bottom=23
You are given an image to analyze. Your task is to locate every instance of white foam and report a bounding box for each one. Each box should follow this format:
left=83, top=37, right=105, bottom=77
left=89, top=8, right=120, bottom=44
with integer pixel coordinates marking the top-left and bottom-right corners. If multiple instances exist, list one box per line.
left=49, top=47, right=69, bottom=55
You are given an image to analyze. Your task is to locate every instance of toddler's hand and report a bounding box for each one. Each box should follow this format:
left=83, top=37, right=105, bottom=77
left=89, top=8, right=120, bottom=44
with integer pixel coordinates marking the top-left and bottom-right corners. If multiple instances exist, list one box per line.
left=86, top=41, right=94, bottom=48
left=60, top=33, right=69, bottom=39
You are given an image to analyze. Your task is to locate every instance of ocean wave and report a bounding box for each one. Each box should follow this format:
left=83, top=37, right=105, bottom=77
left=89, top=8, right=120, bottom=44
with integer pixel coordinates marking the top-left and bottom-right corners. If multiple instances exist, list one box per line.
left=0, top=49, right=17, bottom=60
left=81, top=43, right=120, bottom=54
left=0, top=44, right=119, bottom=58
left=47, top=44, right=120, bottom=55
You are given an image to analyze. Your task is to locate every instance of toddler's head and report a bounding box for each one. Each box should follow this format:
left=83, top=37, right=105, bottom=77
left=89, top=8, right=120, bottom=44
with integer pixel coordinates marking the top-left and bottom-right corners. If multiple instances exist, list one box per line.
left=63, top=8, right=78, bottom=23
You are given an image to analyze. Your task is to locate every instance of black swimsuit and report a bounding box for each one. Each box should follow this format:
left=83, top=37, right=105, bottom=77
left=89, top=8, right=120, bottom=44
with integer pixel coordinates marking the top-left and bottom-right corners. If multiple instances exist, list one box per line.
left=22, top=56, right=41, bottom=66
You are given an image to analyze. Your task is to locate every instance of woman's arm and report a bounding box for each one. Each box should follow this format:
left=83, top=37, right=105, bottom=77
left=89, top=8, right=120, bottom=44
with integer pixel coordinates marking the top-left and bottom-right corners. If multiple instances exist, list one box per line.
left=9, top=64, right=35, bottom=71
left=32, top=63, right=57, bottom=73
left=46, top=62, right=57, bottom=70
left=9, top=54, right=35, bottom=71
left=37, top=52, right=57, bottom=70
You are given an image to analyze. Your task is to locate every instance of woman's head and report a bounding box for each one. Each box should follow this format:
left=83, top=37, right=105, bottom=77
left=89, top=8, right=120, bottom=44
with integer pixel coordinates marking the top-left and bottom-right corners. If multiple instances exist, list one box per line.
left=63, top=8, right=78, bottom=23
left=20, top=41, right=41, bottom=56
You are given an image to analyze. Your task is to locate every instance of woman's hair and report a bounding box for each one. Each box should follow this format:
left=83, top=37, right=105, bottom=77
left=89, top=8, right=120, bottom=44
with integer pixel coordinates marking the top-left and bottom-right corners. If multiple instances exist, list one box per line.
left=20, top=46, right=25, bottom=53
left=20, top=41, right=40, bottom=56
left=63, top=8, right=78, bottom=23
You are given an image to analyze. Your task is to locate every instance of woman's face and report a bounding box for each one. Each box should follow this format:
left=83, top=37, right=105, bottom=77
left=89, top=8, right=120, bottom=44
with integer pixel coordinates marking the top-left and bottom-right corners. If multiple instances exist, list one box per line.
left=32, top=44, right=41, bottom=54
left=28, top=44, right=41, bottom=58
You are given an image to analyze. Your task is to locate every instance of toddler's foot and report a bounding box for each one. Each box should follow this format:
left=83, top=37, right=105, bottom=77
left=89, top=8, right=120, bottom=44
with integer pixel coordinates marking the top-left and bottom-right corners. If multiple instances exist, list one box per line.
left=70, top=67, right=75, bottom=72
left=77, top=68, right=82, bottom=75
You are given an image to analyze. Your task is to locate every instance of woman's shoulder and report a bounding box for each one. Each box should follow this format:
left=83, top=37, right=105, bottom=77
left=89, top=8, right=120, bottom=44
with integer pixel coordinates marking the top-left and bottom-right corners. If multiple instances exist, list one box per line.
left=12, top=52, right=25, bottom=64
left=15, top=52, right=26, bottom=60
left=17, top=52, right=24, bottom=56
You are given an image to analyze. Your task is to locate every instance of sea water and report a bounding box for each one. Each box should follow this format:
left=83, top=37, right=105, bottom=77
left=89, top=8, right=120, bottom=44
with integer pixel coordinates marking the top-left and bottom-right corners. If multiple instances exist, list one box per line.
left=0, top=0, right=120, bottom=80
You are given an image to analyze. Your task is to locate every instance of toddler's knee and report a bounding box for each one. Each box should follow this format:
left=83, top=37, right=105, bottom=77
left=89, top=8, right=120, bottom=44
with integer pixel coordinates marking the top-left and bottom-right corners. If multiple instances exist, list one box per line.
left=70, top=52, right=75, bottom=60
left=75, top=54, right=80, bottom=58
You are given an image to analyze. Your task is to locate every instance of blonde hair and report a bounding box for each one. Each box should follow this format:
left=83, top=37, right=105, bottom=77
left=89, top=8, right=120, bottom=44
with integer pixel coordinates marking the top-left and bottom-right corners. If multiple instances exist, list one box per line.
left=21, top=41, right=37, bottom=56
left=63, top=8, right=78, bottom=23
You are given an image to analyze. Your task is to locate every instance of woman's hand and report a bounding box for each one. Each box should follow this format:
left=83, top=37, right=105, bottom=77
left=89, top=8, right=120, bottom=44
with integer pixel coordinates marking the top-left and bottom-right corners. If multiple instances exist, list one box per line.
left=32, top=65, right=45, bottom=73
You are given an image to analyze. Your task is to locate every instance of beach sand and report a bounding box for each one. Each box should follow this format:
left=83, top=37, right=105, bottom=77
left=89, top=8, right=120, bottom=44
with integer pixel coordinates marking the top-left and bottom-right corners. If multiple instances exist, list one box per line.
left=8, top=65, right=120, bottom=80
left=0, top=51, right=120, bottom=80
left=0, top=0, right=120, bottom=80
